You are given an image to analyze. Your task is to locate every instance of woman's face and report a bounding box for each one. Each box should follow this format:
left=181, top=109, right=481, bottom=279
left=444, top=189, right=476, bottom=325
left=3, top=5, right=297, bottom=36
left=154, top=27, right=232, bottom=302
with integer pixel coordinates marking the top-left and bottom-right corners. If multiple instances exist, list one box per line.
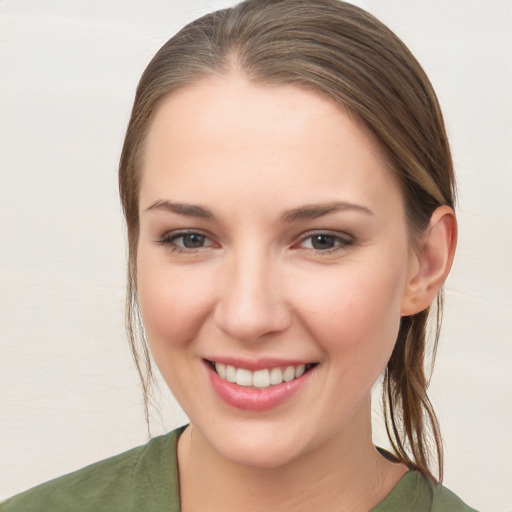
left=137, top=73, right=419, bottom=468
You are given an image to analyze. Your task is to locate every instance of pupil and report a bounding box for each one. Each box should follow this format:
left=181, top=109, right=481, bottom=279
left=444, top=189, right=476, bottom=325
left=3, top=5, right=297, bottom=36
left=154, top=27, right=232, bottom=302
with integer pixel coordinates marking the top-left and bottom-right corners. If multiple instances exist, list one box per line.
left=312, top=235, right=334, bottom=250
left=183, top=234, right=204, bottom=248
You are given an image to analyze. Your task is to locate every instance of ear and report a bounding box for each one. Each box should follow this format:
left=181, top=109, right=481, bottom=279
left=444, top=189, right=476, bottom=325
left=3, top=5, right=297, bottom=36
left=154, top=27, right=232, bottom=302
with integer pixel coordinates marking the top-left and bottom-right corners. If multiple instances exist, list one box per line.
left=401, top=206, right=457, bottom=316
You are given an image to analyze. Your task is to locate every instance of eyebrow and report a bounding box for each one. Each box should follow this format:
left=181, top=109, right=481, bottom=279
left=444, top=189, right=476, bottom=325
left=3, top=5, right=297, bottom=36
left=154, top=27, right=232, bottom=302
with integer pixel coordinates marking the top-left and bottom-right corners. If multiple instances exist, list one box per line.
left=144, top=199, right=373, bottom=221
left=144, top=200, right=215, bottom=219
left=281, top=201, right=374, bottom=222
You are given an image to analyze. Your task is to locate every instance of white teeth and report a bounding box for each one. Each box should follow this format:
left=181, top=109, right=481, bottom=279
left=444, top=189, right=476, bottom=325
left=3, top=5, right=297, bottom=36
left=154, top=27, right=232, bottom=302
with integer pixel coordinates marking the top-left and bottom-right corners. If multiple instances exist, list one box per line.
left=252, top=369, right=270, bottom=388
left=216, top=362, right=226, bottom=379
left=283, top=366, right=295, bottom=382
left=235, top=368, right=253, bottom=386
left=226, top=365, right=236, bottom=383
left=270, top=367, right=283, bottom=385
left=213, top=362, right=312, bottom=388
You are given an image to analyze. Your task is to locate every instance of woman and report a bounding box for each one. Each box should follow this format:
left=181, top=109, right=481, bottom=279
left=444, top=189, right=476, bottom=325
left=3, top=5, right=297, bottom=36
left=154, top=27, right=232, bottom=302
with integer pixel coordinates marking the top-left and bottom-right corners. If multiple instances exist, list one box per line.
left=1, top=0, right=477, bottom=510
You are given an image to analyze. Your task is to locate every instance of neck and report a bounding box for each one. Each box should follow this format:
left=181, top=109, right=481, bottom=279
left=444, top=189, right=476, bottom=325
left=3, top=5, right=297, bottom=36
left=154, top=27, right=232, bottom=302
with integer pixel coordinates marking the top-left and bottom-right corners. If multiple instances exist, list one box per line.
left=177, top=397, right=408, bottom=512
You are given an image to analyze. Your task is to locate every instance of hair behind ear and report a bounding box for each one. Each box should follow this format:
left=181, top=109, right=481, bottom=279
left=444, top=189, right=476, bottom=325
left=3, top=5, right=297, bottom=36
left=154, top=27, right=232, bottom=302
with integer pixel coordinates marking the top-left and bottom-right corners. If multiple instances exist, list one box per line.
left=384, top=206, right=456, bottom=483
left=383, top=304, right=443, bottom=482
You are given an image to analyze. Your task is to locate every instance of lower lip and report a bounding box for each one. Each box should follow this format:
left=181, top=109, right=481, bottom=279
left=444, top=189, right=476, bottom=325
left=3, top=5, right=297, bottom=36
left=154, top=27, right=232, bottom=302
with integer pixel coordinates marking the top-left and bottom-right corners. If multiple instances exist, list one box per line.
left=207, top=363, right=313, bottom=412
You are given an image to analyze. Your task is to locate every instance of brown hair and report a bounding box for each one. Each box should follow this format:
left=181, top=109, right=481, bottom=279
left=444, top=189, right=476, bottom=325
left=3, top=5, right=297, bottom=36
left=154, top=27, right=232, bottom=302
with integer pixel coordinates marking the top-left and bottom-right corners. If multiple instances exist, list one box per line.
left=119, top=0, right=455, bottom=482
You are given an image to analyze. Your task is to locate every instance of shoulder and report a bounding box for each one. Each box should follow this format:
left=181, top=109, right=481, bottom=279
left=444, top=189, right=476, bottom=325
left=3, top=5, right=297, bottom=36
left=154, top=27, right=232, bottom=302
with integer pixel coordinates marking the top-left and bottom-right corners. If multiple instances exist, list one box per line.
left=373, top=470, right=478, bottom=512
left=428, top=478, right=479, bottom=512
left=1, top=427, right=185, bottom=512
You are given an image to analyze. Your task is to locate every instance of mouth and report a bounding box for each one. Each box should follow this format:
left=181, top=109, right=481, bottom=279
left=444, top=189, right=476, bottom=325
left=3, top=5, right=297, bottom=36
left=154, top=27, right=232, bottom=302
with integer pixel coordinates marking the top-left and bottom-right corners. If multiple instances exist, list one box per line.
left=206, top=360, right=318, bottom=389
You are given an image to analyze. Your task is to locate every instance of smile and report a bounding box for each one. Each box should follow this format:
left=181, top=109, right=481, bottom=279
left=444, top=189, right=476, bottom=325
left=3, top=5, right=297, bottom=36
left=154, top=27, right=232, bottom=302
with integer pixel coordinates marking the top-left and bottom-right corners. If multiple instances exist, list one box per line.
left=209, top=361, right=316, bottom=388
left=206, top=359, right=317, bottom=411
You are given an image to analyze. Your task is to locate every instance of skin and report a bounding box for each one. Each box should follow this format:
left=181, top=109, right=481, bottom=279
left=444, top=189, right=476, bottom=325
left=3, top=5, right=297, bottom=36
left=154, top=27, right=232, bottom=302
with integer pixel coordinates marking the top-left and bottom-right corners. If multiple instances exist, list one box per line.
left=136, top=73, right=455, bottom=511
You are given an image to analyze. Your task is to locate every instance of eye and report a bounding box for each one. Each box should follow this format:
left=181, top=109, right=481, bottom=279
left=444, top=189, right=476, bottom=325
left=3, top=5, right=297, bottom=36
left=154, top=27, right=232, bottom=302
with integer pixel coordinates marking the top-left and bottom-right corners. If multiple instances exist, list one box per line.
left=175, top=233, right=208, bottom=249
left=298, top=232, right=353, bottom=252
left=157, top=230, right=215, bottom=252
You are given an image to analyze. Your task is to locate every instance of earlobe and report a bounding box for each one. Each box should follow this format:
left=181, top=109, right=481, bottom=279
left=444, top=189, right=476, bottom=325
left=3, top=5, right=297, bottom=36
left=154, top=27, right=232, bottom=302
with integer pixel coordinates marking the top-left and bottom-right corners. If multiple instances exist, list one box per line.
left=401, top=206, right=457, bottom=316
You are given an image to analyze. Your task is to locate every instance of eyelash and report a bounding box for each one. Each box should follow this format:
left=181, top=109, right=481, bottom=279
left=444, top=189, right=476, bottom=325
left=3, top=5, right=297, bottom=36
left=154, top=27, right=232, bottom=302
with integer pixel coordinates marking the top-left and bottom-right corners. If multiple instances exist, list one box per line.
left=156, top=230, right=215, bottom=254
left=295, top=231, right=354, bottom=253
left=155, top=230, right=354, bottom=255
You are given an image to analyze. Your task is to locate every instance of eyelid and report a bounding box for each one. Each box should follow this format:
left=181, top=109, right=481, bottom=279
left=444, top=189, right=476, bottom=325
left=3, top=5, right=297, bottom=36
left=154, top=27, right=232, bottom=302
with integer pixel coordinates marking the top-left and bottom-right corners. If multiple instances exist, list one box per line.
left=294, top=230, right=354, bottom=252
left=156, top=229, right=217, bottom=252
left=155, top=228, right=353, bottom=254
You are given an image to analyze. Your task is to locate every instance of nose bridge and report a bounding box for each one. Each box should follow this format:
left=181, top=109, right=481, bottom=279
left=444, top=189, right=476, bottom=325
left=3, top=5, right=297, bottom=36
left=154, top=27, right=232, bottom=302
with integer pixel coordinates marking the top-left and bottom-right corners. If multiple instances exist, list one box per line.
left=214, top=243, right=290, bottom=342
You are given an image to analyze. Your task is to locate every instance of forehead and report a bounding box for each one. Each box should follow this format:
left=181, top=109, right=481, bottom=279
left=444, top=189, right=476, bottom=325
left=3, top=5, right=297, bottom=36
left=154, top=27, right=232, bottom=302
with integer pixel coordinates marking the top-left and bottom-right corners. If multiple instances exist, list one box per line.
left=139, top=73, right=403, bottom=216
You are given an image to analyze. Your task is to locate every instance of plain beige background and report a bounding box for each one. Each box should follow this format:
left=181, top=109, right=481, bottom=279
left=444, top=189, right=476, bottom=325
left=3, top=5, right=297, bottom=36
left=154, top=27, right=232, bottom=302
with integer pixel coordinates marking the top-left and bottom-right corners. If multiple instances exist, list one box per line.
left=1, top=1, right=511, bottom=510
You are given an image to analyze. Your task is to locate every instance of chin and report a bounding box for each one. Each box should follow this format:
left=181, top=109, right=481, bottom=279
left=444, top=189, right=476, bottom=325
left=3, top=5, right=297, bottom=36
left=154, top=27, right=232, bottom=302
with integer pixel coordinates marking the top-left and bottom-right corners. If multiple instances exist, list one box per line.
left=194, top=416, right=318, bottom=471
left=218, top=438, right=304, bottom=470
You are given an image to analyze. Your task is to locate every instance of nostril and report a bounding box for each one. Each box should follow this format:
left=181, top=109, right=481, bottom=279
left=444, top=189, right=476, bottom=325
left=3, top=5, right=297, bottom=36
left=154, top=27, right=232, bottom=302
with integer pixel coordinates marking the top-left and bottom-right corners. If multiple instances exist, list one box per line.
left=213, top=295, right=292, bottom=343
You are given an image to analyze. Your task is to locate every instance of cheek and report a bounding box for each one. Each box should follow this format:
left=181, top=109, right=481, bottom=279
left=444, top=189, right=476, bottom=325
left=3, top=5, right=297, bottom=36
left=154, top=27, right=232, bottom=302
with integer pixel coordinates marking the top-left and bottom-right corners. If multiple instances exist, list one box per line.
left=136, top=253, right=215, bottom=351
left=292, top=261, right=406, bottom=358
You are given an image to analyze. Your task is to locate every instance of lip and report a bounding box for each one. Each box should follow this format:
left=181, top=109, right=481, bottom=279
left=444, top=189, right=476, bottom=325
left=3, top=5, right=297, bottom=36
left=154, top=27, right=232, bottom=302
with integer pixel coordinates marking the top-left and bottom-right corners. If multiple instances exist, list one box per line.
left=204, top=359, right=315, bottom=412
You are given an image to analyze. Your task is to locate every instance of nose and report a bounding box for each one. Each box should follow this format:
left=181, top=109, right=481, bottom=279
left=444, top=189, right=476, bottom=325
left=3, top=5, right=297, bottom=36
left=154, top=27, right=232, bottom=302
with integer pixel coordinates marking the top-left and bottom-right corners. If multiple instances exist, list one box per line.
left=213, top=250, right=291, bottom=343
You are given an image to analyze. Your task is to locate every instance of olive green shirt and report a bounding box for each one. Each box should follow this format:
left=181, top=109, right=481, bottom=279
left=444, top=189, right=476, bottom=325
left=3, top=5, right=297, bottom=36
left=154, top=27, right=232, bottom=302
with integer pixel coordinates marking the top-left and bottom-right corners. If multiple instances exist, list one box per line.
left=1, top=426, right=477, bottom=511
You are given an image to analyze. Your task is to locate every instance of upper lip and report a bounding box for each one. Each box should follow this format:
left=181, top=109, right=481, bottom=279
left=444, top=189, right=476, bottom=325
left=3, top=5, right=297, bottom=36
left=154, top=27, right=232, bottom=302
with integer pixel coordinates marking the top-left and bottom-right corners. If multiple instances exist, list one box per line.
left=204, top=356, right=317, bottom=371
